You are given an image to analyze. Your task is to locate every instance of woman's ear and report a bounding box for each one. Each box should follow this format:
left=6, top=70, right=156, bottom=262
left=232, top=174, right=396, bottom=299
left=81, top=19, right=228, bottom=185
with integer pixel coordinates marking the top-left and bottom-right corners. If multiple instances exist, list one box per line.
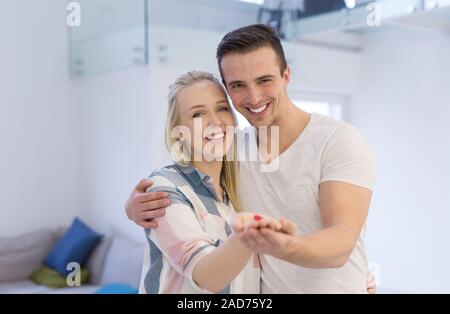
left=173, top=126, right=184, bottom=141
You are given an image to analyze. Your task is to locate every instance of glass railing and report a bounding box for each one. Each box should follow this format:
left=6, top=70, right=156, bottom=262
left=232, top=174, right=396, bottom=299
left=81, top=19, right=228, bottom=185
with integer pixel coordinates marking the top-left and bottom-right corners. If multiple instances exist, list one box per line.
left=259, top=0, right=450, bottom=39
left=67, top=0, right=148, bottom=79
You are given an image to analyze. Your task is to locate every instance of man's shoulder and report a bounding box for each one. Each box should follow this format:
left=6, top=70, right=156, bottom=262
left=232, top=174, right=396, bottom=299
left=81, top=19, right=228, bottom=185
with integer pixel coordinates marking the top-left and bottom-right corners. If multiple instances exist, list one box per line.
left=149, top=164, right=177, bottom=178
left=309, top=113, right=361, bottom=143
left=148, top=164, right=189, bottom=190
left=310, top=112, right=349, bottom=132
left=147, top=165, right=196, bottom=207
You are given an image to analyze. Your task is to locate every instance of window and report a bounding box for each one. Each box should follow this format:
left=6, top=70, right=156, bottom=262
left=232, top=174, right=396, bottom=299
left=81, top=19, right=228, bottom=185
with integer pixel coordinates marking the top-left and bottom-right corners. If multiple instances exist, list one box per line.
left=293, top=100, right=342, bottom=120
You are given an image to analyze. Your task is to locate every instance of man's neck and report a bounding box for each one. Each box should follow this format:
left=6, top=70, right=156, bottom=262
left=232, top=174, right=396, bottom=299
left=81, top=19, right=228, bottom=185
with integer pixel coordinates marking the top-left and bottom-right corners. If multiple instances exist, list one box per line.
left=257, top=101, right=311, bottom=160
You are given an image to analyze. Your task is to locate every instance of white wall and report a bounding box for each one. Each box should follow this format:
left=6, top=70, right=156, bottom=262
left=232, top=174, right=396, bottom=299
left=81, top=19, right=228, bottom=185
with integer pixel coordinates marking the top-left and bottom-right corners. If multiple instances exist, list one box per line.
left=75, top=68, right=153, bottom=242
left=350, top=28, right=450, bottom=293
left=0, top=1, right=79, bottom=236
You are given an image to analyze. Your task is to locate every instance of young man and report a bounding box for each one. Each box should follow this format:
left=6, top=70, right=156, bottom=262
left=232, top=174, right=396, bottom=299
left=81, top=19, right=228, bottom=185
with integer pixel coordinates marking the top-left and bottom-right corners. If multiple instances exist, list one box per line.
left=126, top=24, right=376, bottom=293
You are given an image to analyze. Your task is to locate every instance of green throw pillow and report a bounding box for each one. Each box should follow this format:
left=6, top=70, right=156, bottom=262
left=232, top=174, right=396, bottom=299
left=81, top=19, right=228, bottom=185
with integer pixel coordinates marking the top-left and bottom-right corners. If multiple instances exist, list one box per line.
left=30, top=266, right=90, bottom=288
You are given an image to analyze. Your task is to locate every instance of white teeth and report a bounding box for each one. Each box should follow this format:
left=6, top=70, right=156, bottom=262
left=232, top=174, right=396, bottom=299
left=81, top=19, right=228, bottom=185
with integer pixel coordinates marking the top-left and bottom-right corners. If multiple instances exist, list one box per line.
left=205, top=133, right=224, bottom=141
left=249, top=103, right=268, bottom=113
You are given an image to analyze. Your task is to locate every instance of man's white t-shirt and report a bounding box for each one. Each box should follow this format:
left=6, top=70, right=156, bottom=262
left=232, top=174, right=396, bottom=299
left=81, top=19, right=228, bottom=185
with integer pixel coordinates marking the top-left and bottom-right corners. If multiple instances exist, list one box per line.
left=238, top=112, right=376, bottom=293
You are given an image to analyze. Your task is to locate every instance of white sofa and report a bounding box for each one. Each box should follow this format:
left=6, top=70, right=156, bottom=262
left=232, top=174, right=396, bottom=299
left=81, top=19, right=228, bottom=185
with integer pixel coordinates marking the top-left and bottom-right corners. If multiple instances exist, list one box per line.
left=0, top=228, right=144, bottom=294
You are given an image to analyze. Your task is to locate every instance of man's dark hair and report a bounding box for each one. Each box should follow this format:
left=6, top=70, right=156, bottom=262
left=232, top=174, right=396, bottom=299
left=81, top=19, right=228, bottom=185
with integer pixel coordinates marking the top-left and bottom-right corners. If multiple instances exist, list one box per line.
left=216, top=24, right=287, bottom=83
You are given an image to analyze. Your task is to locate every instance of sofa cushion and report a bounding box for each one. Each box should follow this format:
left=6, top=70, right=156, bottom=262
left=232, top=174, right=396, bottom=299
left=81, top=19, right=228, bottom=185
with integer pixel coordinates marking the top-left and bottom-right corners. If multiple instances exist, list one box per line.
left=0, top=280, right=101, bottom=294
left=0, top=229, right=56, bottom=282
left=53, top=226, right=110, bottom=285
left=0, top=280, right=51, bottom=294
left=86, top=237, right=112, bottom=285
left=44, top=218, right=102, bottom=276
left=99, top=237, right=144, bottom=289
left=30, top=266, right=90, bottom=288
left=44, top=284, right=101, bottom=294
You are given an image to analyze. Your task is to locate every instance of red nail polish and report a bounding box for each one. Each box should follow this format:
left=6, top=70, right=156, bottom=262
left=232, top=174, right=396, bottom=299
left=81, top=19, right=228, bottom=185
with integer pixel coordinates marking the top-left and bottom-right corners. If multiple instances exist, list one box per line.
left=254, top=214, right=262, bottom=221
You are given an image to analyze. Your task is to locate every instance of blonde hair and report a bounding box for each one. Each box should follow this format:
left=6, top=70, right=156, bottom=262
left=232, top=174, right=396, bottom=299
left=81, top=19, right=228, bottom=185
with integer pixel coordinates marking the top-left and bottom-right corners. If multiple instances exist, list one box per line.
left=165, top=71, right=242, bottom=213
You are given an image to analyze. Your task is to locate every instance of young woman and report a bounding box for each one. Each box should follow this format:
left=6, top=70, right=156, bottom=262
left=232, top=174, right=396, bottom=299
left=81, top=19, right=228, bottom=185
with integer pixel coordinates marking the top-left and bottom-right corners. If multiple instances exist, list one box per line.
left=139, top=71, right=291, bottom=294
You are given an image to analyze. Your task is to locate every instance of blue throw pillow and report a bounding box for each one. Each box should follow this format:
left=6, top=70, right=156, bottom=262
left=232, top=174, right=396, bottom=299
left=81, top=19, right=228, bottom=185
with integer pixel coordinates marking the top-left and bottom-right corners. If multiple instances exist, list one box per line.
left=96, top=283, right=138, bottom=294
left=44, top=217, right=102, bottom=276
